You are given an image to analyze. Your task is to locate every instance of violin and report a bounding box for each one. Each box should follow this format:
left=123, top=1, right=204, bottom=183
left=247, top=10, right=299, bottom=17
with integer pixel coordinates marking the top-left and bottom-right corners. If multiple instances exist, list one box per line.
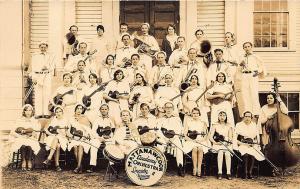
left=265, top=78, right=300, bottom=169
left=237, top=134, right=258, bottom=145
left=137, top=125, right=158, bottom=135
left=161, top=128, right=182, bottom=139
left=96, top=126, right=114, bottom=137
left=108, top=91, right=129, bottom=99
left=213, top=131, right=225, bottom=143
left=187, top=130, right=206, bottom=140
left=70, top=125, right=90, bottom=140
left=53, top=90, right=74, bottom=105
left=15, top=127, right=44, bottom=136
left=48, top=126, right=69, bottom=135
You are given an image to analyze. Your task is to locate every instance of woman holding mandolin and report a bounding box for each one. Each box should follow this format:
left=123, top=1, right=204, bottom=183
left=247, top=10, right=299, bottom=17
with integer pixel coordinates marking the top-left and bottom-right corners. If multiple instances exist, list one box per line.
left=103, top=69, right=130, bottom=124
left=183, top=107, right=209, bottom=177
left=9, top=104, right=41, bottom=171
left=51, top=72, right=77, bottom=118
left=206, top=72, right=235, bottom=126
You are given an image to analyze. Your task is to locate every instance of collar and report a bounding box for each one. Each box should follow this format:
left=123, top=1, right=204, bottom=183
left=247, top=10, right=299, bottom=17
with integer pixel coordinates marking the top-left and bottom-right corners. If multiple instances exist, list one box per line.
left=244, top=53, right=252, bottom=57
left=123, top=46, right=130, bottom=49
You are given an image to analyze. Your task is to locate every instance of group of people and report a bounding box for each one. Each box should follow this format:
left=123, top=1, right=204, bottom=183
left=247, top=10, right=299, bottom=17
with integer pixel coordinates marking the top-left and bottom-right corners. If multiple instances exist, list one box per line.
left=9, top=22, right=289, bottom=180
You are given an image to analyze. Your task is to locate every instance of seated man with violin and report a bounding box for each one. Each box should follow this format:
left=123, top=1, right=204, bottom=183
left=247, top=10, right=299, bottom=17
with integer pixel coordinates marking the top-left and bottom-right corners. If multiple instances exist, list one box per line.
left=122, top=54, right=147, bottom=86
left=87, top=104, right=116, bottom=173
left=134, top=103, right=159, bottom=147
left=236, top=111, right=264, bottom=179
left=10, top=104, right=42, bottom=171
left=67, top=104, right=93, bottom=173
left=43, top=106, right=70, bottom=172
left=183, top=107, right=210, bottom=177
left=156, top=102, right=185, bottom=177
left=113, top=110, right=141, bottom=156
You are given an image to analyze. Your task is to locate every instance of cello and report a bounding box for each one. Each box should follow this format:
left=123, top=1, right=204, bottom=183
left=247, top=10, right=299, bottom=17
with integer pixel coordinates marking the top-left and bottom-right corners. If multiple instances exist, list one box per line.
left=264, top=78, right=300, bottom=171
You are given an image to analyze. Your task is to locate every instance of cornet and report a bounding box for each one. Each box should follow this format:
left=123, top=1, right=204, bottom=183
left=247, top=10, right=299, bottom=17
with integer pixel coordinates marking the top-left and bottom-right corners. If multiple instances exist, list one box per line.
left=180, top=68, right=197, bottom=92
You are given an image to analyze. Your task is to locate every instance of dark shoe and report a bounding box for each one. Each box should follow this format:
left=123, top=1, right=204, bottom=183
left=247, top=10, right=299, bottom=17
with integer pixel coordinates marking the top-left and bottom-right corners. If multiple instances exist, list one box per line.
left=248, top=174, right=253, bottom=179
left=56, top=166, right=62, bottom=172
left=86, top=166, right=94, bottom=173
left=217, top=174, right=222, bottom=180
left=178, top=165, right=185, bottom=177
left=226, top=174, right=232, bottom=180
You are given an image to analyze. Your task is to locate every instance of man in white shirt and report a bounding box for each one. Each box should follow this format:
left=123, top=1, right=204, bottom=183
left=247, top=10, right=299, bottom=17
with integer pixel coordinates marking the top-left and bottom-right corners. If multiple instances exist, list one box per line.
left=115, top=23, right=134, bottom=50
left=31, top=41, right=55, bottom=118
left=115, top=34, right=137, bottom=67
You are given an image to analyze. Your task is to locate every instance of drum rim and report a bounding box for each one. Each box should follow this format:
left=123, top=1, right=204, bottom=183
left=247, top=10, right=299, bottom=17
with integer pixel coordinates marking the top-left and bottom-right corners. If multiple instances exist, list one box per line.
left=125, top=146, right=167, bottom=186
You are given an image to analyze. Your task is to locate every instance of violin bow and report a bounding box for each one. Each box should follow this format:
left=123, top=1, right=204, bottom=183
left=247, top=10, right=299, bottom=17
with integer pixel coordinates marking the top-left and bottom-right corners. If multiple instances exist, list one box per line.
left=218, top=140, right=243, bottom=162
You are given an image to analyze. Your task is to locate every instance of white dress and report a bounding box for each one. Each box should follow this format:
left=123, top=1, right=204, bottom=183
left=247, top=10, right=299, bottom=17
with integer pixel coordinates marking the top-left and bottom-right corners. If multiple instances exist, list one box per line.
left=9, top=117, right=41, bottom=155
left=104, top=80, right=130, bottom=124
left=67, top=116, right=93, bottom=154
left=183, top=117, right=210, bottom=154
left=207, top=82, right=235, bottom=126
left=235, top=121, right=265, bottom=161
left=44, top=117, right=69, bottom=151
left=53, top=85, right=77, bottom=118
left=211, top=123, right=233, bottom=152
left=154, top=86, right=182, bottom=115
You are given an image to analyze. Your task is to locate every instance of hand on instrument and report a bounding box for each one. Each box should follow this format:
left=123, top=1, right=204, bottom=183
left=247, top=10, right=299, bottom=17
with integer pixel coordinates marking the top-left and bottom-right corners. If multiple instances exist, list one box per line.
left=239, top=60, right=246, bottom=67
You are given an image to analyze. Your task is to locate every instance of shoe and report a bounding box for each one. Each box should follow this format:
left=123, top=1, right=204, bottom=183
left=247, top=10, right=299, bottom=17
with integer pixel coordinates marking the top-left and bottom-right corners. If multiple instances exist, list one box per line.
left=217, top=174, right=222, bottom=180
left=192, top=169, right=197, bottom=176
left=43, top=159, right=50, bottom=165
left=178, top=165, right=185, bottom=177
left=73, top=167, right=79, bottom=174
left=86, top=167, right=94, bottom=173
left=226, top=174, right=232, bottom=180
left=197, top=173, right=202, bottom=177
left=248, top=174, right=253, bottom=179
left=55, top=166, right=62, bottom=172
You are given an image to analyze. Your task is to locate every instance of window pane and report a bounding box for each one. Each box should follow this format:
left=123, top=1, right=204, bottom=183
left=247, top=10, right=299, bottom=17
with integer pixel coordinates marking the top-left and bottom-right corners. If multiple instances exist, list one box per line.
left=271, top=1, right=280, bottom=11
left=280, top=93, right=287, bottom=105
left=288, top=112, right=299, bottom=129
left=270, top=25, right=277, bottom=35
left=281, top=35, right=287, bottom=47
left=281, top=24, right=287, bottom=35
left=254, top=36, right=262, bottom=47
left=254, top=24, right=262, bottom=35
left=254, top=13, right=262, bottom=24
left=271, top=36, right=277, bottom=47
left=271, top=13, right=277, bottom=25
left=254, top=0, right=263, bottom=11
left=280, top=0, right=288, bottom=11
left=262, top=0, right=270, bottom=11
left=259, top=93, right=268, bottom=106
left=262, top=13, right=270, bottom=24
left=288, top=93, right=299, bottom=111
left=262, top=24, right=270, bottom=35
left=262, top=36, right=270, bottom=47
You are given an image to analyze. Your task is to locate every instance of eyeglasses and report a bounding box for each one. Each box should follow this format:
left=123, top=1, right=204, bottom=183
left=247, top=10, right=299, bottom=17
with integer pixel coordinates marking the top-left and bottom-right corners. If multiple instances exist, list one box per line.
left=165, top=106, right=173, bottom=109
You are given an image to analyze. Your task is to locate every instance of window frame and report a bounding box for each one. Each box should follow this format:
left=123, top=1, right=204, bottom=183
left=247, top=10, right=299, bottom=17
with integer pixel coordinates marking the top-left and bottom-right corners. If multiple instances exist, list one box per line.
left=253, top=0, right=292, bottom=51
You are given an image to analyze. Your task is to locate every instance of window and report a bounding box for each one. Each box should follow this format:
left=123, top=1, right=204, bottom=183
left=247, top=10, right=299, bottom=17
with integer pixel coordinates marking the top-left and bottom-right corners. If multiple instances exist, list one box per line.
left=253, top=0, right=288, bottom=48
left=259, top=93, right=299, bottom=130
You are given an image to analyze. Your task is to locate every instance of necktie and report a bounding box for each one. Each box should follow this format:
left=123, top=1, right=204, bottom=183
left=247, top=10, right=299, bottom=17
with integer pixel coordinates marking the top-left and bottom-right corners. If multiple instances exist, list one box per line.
left=125, top=124, right=131, bottom=138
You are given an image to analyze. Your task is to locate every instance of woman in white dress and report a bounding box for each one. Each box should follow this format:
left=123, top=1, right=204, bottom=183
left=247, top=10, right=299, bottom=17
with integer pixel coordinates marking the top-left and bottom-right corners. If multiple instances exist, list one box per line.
left=206, top=72, right=235, bottom=126
left=209, top=111, right=234, bottom=180
left=43, top=106, right=69, bottom=171
left=103, top=69, right=130, bottom=124
left=182, top=74, right=208, bottom=124
left=67, top=104, right=93, bottom=173
left=129, top=72, right=154, bottom=118
left=9, top=104, right=41, bottom=171
left=100, top=54, right=116, bottom=83
left=183, top=107, right=210, bottom=177
left=52, top=72, right=77, bottom=118
left=236, top=111, right=265, bottom=179
left=82, top=73, right=104, bottom=122
left=259, top=92, right=288, bottom=146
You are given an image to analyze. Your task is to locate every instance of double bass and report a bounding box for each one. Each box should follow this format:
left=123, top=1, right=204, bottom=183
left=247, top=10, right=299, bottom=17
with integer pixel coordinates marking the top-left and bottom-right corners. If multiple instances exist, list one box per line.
left=265, top=78, right=300, bottom=170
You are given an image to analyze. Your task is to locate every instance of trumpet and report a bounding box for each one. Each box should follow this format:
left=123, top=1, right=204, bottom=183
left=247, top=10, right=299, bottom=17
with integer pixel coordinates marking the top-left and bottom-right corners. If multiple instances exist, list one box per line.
left=152, top=76, right=165, bottom=91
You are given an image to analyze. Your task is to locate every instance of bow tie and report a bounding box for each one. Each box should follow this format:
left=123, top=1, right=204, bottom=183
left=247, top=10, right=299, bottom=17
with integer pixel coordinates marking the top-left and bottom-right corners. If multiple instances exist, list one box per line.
left=124, top=46, right=130, bottom=49
left=244, top=53, right=252, bottom=57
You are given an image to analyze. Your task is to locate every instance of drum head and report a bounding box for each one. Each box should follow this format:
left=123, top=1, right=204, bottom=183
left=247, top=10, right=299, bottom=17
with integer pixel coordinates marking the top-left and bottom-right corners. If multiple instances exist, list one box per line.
left=125, top=146, right=167, bottom=186
left=103, top=145, right=125, bottom=163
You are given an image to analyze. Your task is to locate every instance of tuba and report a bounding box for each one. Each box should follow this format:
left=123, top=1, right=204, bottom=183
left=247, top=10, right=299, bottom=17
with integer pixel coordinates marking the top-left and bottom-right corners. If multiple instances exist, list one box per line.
left=200, top=40, right=213, bottom=67
left=66, top=32, right=79, bottom=56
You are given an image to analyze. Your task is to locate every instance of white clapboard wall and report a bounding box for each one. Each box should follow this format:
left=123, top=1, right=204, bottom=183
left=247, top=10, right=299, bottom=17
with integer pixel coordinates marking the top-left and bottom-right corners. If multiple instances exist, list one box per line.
left=75, top=0, right=103, bottom=47
left=197, top=0, right=225, bottom=48
left=30, top=0, right=49, bottom=53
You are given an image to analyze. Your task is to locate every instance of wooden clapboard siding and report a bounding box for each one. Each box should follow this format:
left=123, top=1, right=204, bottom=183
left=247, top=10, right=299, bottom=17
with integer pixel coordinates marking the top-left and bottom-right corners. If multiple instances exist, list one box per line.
left=197, top=0, right=225, bottom=47
left=30, top=0, right=49, bottom=52
left=75, top=0, right=102, bottom=46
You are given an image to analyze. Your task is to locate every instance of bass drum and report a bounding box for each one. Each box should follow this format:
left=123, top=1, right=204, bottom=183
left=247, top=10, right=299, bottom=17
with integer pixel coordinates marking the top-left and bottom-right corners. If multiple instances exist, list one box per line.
left=125, top=146, right=167, bottom=186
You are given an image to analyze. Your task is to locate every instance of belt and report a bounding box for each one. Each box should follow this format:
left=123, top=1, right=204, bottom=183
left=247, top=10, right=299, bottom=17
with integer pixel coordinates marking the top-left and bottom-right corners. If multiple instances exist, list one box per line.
left=242, top=71, right=252, bottom=74
left=35, top=115, right=52, bottom=119
left=35, top=71, right=50, bottom=74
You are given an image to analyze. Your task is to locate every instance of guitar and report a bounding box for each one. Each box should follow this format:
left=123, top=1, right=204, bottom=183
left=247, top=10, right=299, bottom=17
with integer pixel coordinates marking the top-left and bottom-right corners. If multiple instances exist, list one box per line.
left=208, top=91, right=234, bottom=105
left=82, top=79, right=113, bottom=107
